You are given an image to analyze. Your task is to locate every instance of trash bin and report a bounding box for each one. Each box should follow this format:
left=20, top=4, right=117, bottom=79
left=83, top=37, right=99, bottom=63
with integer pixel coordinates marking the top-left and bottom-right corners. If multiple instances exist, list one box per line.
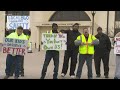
left=28, top=42, right=32, bottom=53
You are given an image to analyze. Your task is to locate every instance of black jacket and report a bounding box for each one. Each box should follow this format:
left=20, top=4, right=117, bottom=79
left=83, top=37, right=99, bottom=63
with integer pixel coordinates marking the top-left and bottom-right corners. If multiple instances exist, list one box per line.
left=95, top=33, right=111, bottom=54
left=60, top=30, right=81, bottom=52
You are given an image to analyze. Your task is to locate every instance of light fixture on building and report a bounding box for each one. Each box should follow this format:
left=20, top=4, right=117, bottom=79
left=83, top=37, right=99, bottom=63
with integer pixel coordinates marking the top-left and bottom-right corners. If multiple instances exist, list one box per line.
left=91, top=11, right=96, bottom=35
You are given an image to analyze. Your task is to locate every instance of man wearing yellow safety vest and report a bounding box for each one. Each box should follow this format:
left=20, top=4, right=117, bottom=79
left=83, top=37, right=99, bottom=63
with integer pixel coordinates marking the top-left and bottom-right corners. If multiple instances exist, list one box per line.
left=9, top=31, right=31, bottom=77
left=74, top=28, right=99, bottom=79
left=40, top=23, right=59, bottom=79
left=4, top=26, right=29, bottom=79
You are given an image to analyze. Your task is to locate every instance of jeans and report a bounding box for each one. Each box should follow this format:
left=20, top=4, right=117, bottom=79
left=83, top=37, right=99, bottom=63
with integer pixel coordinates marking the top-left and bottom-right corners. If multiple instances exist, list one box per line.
left=41, top=51, right=59, bottom=79
left=10, top=56, right=24, bottom=75
left=5, top=54, right=21, bottom=77
left=19, top=56, right=24, bottom=74
left=76, top=54, right=93, bottom=79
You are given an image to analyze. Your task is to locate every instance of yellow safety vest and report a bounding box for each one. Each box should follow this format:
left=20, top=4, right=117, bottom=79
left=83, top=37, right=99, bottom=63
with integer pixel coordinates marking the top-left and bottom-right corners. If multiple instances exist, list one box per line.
left=6, top=31, right=29, bottom=56
left=76, top=34, right=96, bottom=54
left=26, top=35, right=30, bottom=40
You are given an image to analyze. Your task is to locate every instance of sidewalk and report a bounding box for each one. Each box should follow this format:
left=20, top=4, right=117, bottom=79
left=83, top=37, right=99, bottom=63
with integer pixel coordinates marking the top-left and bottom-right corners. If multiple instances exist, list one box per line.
left=0, top=49, right=116, bottom=79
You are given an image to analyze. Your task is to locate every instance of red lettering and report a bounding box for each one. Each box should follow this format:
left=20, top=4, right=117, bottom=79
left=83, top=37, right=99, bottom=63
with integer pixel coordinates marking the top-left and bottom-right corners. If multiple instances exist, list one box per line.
left=12, top=48, right=15, bottom=54
left=3, top=47, right=7, bottom=53
left=3, top=47, right=11, bottom=54
left=16, top=48, right=20, bottom=55
left=7, top=47, right=10, bottom=54
left=18, top=48, right=21, bottom=55
left=22, top=49, right=25, bottom=56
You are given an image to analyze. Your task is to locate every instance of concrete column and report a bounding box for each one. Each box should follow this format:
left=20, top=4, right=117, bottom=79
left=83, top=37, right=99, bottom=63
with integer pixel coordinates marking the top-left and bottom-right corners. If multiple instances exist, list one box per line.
left=108, top=11, right=115, bottom=37
left=0, top=11, right=5, bottom=43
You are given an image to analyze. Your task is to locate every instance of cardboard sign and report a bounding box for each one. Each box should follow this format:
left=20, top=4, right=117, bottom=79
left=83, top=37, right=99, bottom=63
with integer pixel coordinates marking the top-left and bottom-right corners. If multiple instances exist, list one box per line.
left=42, top=33, right=67, bottom=50
left=7, top=16, right=30, bottom=30
left=2, top=38, right=28, bottom=56
left=114, top=37, right=120, bottom=54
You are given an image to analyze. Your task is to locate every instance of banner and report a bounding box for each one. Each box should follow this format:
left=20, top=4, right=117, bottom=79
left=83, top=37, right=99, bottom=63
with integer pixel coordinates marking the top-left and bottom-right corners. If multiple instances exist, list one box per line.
left=114, top=37, right=120, bottom=54
left=2, top=38, right=28, bottom=56
left=7, top=16, right=30, bottom=30
left=42, top=33, right=67, bottom=50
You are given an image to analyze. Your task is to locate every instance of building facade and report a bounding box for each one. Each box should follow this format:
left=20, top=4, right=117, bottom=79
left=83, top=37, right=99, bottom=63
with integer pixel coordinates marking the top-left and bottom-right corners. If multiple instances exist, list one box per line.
left=0, top=11, right=116, bottom=49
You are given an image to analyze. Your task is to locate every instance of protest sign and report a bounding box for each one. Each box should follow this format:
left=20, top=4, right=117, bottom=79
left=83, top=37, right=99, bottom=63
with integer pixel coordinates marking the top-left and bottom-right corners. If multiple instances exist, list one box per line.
left=7, top=16, right=30, bottom=30
left=114, top=37, right=120, bottom=54
left=41, top=33, right=67, bottom=50
left=2, top=38, right=28, bottom=56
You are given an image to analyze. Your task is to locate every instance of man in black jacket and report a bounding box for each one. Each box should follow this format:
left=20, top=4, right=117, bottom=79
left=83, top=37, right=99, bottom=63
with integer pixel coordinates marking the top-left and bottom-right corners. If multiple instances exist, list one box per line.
left=94, top=27, right=111, bottom=78
left=40, top=23, right=59, bottom=79
left=61, top=23, right=81, bottom=78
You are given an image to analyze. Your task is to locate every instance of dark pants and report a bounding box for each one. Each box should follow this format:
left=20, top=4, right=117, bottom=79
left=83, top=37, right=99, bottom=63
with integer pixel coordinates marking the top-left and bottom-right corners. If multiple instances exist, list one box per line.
left=76, top=54, right=93, bottom=79
left=5, top=54, right=21, bottom=77
left=41, top=51, right=59, bottom=79
left=62, top=50, right=78, bottom=76
left=94, top=52, right=110, bottom=76
left=19, top=56, right=24, bottom=74
left=10, top=56, right=24, bottom=75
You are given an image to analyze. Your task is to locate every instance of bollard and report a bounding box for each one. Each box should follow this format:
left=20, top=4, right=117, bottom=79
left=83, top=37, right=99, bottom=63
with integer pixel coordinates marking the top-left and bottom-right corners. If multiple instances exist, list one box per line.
left=0, top=43, right=2, bottom=52
left=35, top=43, right=36, bottom=49
left=38, top=44, right=40, bottom=52
left=28, top=42, right=33, bottom=53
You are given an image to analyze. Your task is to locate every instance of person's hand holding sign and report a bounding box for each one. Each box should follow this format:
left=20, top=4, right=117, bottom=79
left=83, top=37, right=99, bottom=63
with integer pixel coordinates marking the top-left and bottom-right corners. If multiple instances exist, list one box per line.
left=81, top=42, right=86, bottom=45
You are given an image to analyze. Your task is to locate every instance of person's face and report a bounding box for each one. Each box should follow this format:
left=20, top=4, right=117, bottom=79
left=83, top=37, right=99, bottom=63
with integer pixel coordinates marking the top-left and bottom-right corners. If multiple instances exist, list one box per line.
left=52, top=25, right=58, bottom=31
left=83, top=29, right=89, bottom=37
left=97, top=29, right=102, bottom=34
left=72, top=25, right=79, bottom=31
left=17, top=29, right=23, bottom=35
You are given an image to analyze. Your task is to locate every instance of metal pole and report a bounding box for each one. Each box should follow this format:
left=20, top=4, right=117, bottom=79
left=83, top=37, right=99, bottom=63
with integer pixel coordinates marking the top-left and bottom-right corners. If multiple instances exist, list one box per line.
left=38, top=44, right=40, bottom=51
left=35, top=43, right=36, bottom=49
left=92, top=15, right=94, bottom=35
left=107, top=11, right=109, bottom=35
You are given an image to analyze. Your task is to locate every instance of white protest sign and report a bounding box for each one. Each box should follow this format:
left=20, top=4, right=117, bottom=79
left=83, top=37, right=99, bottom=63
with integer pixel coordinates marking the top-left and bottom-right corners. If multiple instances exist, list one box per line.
left=42, top=33, right=67, bottom=50
left=114, top=37, right=120, bottom=54
left=7, top=16, right=30, bottom=29
left=2, top=38, right=28, bottom=56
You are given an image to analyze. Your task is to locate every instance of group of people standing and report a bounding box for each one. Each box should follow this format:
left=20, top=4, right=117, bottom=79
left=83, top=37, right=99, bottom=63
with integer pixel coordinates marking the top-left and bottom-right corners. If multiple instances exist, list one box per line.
left=40, top=23, right=112, bottom=79
left=3, top=23, right=120, bottom=79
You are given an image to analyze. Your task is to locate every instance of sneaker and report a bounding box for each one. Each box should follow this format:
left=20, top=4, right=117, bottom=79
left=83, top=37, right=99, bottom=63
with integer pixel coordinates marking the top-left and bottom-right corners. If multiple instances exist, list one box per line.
left=88, top=77, right=93, bottom=79
left=21, top=73, right=24, bottom=77
left=10, top=73, right=13, bottom=76
left=76, top=76, right=80, bottom=79
left=70, top=75, right=75, bottom=79
left=61, top=73, right=65, bottom=77
left=105, top=76, right=109, bottom=78
left=40, top=76, right=45, bottom=79
left=53, top=77, right=58, bottom=79
left=114, top=77, right=118, bottom=79
left=14, top=76, right=18, bottom=79
left=4, top=75, right=10, bottom=79
left=96, top=75, right=101, bottom=78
